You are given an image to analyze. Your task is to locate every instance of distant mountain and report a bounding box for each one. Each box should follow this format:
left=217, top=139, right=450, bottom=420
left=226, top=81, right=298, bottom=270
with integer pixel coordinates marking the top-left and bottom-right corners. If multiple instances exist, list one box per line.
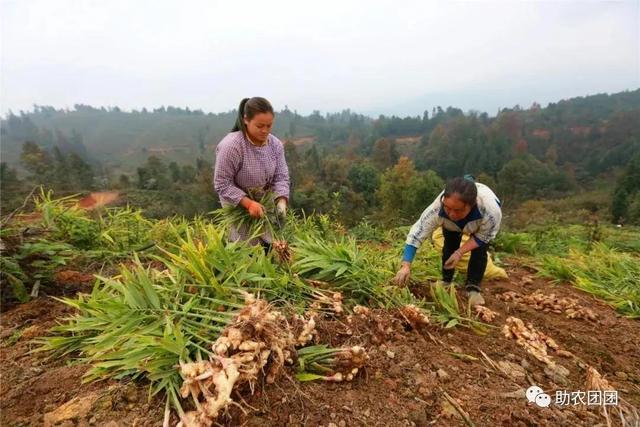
left=1, top=89, right=639, bottom=176
left=367, top=85, right=640, bottom=117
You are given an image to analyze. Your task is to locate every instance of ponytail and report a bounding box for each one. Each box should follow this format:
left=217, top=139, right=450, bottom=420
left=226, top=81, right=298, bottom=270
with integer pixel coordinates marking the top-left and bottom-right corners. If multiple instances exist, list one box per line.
left=231, top=98, right=250, bottom=133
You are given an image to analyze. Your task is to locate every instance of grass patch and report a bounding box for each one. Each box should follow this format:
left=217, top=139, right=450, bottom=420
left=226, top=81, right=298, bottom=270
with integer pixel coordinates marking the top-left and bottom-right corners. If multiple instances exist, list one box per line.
left=538, top=243, right=640, bottom=318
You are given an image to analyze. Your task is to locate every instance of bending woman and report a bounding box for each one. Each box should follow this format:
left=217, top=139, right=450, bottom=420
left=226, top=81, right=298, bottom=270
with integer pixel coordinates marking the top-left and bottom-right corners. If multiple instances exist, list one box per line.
left=394, top=176, right=502, bottom=306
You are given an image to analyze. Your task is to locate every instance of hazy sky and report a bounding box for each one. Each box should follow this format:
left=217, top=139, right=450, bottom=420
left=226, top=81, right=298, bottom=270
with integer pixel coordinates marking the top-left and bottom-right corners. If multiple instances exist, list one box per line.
left=1, top=0, right=638, bottom=116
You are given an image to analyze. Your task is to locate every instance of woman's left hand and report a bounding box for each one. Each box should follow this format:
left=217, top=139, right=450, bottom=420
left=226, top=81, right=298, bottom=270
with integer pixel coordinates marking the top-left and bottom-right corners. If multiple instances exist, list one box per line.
left=444, top=249, right=463, bottom=269
left=276, top=198, right=287, bottom=219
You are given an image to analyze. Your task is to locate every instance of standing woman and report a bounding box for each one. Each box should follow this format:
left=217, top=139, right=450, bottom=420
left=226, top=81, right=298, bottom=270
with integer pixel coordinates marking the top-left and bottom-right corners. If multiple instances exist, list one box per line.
left=214, top=97, right=290, bottom=246
left=394, top=176, right=502, bottom=306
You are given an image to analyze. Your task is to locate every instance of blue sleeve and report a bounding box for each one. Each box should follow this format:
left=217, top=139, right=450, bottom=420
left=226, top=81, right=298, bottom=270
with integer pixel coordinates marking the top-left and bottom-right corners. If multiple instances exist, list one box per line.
left=402, top=244, right=418, bottom=262
left=473, top=235, right=486, bottom=246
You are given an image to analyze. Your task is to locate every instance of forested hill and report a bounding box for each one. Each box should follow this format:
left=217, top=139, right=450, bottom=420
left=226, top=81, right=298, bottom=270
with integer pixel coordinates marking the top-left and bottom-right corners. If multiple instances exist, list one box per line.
left=2, top=89, right=639, bottom=174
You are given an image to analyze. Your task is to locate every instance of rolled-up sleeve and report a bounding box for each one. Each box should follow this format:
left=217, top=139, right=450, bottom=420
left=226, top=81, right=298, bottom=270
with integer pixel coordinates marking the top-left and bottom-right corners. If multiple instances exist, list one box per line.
left=406, top=192, right=444, bottom=248
left=214, top=141, right=246, bottom=206
left=271, top=139, right=290, bottom=201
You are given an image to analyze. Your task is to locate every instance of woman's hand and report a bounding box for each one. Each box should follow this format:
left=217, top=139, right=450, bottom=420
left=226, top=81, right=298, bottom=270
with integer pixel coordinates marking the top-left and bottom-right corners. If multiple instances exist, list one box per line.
left=240, top=198, right=265, bottom=218
left=276, top=198, right=287, bottom=219
left=394, top=262, right=412, bottom=285
left=247, top=200, right=265, bottom=218
left=444, top=249, right=463, bottom=269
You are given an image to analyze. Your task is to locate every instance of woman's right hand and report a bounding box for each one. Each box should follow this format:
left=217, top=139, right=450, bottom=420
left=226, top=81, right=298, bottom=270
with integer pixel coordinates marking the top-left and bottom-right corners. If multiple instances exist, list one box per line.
left=394, top=262, right=411, bottom=286
left=242, top=199, right=265, bottom=218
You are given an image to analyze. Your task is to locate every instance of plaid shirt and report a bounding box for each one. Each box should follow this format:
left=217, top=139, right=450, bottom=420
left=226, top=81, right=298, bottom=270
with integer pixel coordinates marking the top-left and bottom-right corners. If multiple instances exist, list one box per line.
left=213, top=131, right=290, bottom=242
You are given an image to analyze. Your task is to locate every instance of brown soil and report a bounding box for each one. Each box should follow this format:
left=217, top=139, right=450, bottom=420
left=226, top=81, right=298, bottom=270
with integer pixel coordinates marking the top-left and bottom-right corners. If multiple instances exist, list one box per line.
left=77, top=192, right=120, bottom=210
left=0, top=298, right=164, bottom=427
left=1, top=262, right=639, bottom=426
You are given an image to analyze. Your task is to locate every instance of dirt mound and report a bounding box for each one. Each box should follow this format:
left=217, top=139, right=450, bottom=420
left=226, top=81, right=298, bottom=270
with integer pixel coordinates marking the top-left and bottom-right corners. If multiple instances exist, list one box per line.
left=54, top=270, right=95, bottom=285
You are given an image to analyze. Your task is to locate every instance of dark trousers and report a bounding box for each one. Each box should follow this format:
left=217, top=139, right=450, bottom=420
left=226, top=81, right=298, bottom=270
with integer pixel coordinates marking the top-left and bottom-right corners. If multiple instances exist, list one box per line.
left=441, top=227, right=487, bottom=292
left=260, top=239, right=272, bottom=255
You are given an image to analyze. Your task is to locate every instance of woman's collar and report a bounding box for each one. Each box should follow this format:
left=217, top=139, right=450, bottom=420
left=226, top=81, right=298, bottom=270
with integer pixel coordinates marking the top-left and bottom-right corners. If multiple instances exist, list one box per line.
left=245, top=133, right=269, bottom=147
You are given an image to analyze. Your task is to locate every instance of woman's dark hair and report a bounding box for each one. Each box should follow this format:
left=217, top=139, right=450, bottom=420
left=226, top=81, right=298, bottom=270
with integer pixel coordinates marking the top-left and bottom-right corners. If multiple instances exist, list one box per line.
left=231, top=97, right=274, bottom=135
left=443, top=176, right=477, bottom=206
